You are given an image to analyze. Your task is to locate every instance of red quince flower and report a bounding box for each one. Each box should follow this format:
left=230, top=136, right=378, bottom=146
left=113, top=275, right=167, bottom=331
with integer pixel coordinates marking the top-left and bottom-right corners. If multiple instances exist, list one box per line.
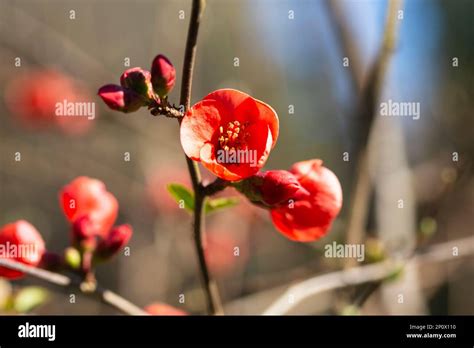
left=60, top=176, right=118, bottom=238
left=180, top=89, right=279, bottom=181
left=145, top=302, right=187, bottom=316
left=0, top=220, right=46, bottom=279
left=270, top=160, right=342, bottom=242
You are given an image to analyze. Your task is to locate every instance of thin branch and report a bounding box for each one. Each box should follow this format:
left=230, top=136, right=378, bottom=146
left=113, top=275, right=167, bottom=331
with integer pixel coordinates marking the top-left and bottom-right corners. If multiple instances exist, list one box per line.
left=0, top=258, right=147, bottom=315
left=149, top=103, right=184, bottom=119
left=263, top=235, right=474, bottom=315
left=324, top=0, right=364, bottom=90
left=345, top=0, right=404, bottom=266
left=177, top=0, right=223, bottom=315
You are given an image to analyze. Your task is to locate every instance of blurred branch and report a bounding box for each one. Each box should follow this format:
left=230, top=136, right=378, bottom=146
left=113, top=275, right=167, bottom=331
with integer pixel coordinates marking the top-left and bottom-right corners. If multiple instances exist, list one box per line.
left=262, top=235, right=474, bottom=315
left=177, top=0, right=223, bottom=315
left=0, top=258, right=147, bottom=315
left=345, top=0, right=404, bottom=266
left=325, top=0, right=364, bottom=90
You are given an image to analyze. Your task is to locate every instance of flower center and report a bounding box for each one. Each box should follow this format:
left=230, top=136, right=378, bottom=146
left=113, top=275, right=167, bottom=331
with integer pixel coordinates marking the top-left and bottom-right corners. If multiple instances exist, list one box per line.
left=217, top=120, right=248, bottom=152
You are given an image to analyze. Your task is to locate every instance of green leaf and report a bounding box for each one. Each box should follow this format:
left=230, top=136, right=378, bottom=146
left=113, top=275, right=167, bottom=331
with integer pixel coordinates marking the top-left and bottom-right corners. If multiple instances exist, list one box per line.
left=14, top=286, right=49, bottom=313
left=167, top=183, right=195, bottom=212
left=205, top=197, right=239, bottom=214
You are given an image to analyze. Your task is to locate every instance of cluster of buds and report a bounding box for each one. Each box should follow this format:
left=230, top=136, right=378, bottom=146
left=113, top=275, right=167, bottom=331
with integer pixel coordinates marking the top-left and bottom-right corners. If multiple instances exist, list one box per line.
left=59, top=176, right=133, bottom=273
left=0, top=177, right=133, bottom=281
left=98, top=54, right=176, bottom=113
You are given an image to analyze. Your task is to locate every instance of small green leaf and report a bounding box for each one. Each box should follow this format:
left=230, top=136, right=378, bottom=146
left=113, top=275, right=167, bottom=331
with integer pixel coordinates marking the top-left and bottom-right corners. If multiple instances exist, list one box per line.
left=384, top=263, right=405, bottom=283
left=64, top=247, right=81, bottom=270
left=167, top=183, right=195, bottom=212
left=205, top=197, right=239, bottom=214
left=14, top=286, right=49, bottom=313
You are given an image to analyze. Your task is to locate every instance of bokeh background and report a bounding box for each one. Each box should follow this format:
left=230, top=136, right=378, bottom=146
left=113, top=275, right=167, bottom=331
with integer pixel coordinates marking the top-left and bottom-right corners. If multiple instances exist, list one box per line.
left=0, top=0, right=473, bottom=315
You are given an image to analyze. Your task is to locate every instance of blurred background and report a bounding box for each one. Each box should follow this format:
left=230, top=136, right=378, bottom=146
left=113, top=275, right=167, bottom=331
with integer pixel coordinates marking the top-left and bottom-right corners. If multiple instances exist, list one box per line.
left=0, top=0, right=473, bottom=315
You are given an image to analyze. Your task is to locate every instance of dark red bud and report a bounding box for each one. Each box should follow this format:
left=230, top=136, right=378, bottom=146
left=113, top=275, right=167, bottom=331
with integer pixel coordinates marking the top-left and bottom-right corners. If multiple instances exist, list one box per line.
left=239, top=170, right=310, bottom=207
left=98, top=84, right=145, bottom=113
left=120, top=68, right=153, bottom=100
left=151, top=54, right=176, bottom=97
left=39, top=251, right=63, bottom=272
left=95, top=224, right=132, bottom=260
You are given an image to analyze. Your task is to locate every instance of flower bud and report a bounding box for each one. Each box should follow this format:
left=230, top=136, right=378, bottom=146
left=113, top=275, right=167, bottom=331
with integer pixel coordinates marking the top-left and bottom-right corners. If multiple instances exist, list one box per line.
left=151, top=54, right=176, bottom=97
left=237, top=170, right=309, bottom=207
left=270, top=159, right=343, bottom=242
left=72, top=215, right=96, bottom=243
left=98, top=84, right=145, bottom=113
left=60, top=176, right=118, bottom=239
left=95, top=224, right=132, bottom=260
left=64, top=247, right=81, bottom=270
left=120, top=68, right=153, bottom=100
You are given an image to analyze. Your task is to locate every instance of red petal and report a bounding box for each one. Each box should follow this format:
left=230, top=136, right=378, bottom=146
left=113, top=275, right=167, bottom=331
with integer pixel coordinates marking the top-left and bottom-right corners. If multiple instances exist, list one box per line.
left=180, top=100, right=222, bottom=160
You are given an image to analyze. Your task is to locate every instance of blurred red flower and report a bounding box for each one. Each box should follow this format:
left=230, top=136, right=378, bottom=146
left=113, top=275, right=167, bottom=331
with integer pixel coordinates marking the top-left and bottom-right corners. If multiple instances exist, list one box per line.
left=0, top=220, right=46, bottom=279
left=204, top=231, right=248, bottom=276
left=270, top=160, right=343, bottom=242
left=145, top=302, right=187, bottom=315
left=180, top=89, right=279, bottom=181
left=60, top=176, right=118, bottom=239
left=5, top=69, right=93, bottom=135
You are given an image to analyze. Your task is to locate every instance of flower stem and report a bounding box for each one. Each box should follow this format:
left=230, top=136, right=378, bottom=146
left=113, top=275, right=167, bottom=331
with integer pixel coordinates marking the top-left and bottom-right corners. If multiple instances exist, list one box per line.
left=178, top=0, right=223, bottom=315
left=0, top=258, right=147, bottom=315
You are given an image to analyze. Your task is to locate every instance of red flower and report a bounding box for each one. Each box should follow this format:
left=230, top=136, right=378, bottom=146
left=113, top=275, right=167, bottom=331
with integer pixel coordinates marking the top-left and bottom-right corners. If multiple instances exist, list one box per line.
left=5, top=69, right=93, bottom=135
left=180, top=89, right=279, bottom=181
left=96, top=224, right=133, bottom=260
left=0, top=220, right=46, bottom=279
left=60, top=177, right=118, bottom=238
left=270, top=160, right=342, bottom=242
left=145, top=302, right=187, bottom=316
left=151, top=54, right=176, bottom=97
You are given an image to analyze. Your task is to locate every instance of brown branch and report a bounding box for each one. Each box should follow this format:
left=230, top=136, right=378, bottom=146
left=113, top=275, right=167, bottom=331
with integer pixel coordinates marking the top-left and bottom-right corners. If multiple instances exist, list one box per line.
left=0, top=258, right=147, bottom=315
left=178, top=0, right=223, bottom=315
left=344, top=0, right=404, bottom=267
left=262, top=235, right=474, bottom=315
left=149, top=103, right=184, bottom=119
left=325, top=0, right=364, bottom=90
